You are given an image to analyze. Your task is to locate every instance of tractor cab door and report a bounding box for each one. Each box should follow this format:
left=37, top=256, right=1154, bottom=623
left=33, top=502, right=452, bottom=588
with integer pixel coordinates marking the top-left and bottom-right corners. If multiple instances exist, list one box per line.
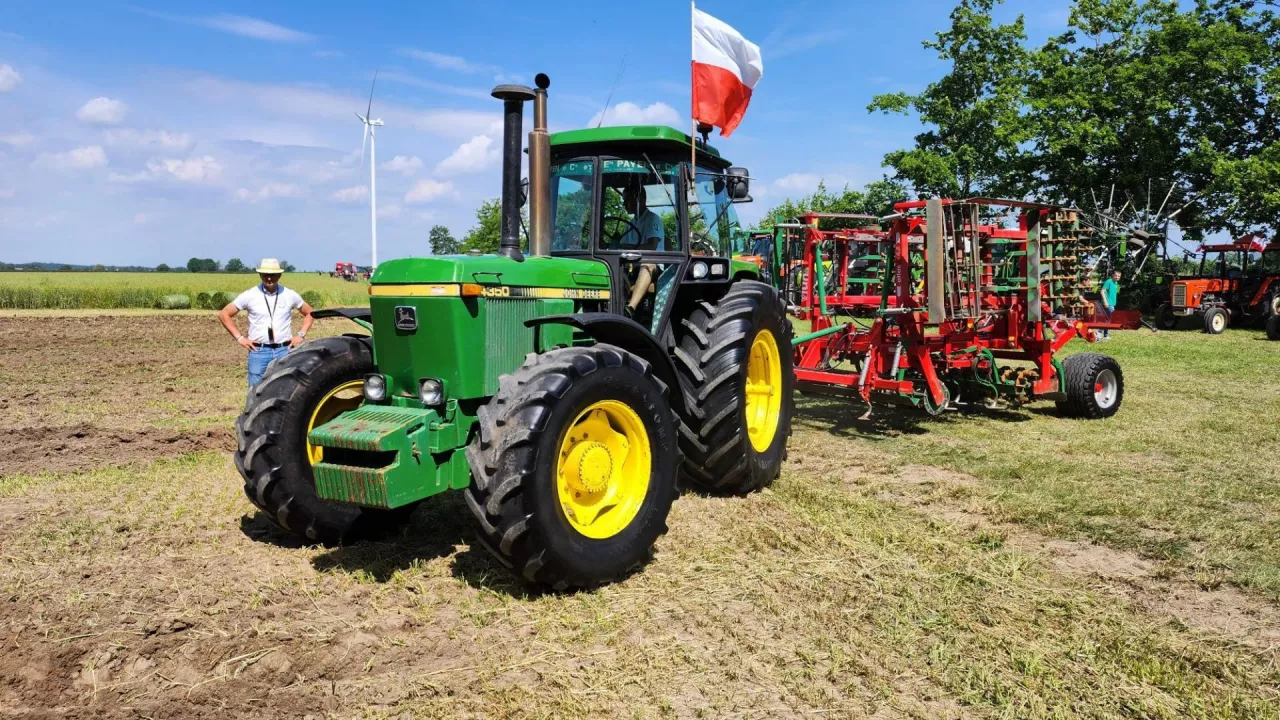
left=591, top=157, right=687, bottom=336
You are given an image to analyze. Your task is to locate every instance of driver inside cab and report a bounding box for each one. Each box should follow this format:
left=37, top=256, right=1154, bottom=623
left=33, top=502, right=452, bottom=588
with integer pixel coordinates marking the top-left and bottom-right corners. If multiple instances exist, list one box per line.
left=621, top=179, right=664, bottom=317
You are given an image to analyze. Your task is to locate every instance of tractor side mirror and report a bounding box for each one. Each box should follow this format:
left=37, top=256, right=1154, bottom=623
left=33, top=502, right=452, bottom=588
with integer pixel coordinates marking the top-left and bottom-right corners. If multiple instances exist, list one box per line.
left=726, top=167, right=750, bottom=201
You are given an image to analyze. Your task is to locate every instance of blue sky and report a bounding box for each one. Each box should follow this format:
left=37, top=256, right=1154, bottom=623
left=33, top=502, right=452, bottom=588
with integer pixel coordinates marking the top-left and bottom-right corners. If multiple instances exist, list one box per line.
left=0, top=0, right=1071, bottom=269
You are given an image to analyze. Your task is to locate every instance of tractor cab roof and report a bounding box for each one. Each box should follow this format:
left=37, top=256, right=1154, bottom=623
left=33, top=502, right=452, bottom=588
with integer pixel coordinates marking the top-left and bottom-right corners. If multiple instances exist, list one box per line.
left=548, top=125, right=727, bottom=166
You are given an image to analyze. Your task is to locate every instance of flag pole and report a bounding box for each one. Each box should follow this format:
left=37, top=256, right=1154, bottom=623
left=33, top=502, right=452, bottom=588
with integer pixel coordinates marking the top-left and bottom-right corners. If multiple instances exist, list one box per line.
left=690, top=0, right=697, bottom=187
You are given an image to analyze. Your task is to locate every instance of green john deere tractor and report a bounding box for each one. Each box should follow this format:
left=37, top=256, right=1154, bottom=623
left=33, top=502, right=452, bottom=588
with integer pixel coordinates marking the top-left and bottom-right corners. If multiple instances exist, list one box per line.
left=235, top=74, right=793, bottom=589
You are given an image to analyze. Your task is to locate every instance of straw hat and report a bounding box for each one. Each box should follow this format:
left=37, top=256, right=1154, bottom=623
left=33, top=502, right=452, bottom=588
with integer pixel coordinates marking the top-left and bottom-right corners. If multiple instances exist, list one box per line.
left=256, top=258, right=284, bottom=274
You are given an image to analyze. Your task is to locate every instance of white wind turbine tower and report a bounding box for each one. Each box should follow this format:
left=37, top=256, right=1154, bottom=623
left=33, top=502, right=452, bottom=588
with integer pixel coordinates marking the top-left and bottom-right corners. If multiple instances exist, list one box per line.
left=356, top=72, right=383, bottom=268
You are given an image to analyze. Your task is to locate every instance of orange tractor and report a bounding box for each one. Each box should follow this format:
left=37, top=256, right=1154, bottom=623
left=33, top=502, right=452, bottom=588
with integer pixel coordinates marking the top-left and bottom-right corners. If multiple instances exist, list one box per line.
left=1155, top=234, right=1280, bottom=335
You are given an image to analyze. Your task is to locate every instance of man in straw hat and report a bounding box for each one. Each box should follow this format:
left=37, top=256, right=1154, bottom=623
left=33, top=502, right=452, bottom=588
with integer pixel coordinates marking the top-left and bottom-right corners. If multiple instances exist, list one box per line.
left=218, top=258, right=315, bottom=387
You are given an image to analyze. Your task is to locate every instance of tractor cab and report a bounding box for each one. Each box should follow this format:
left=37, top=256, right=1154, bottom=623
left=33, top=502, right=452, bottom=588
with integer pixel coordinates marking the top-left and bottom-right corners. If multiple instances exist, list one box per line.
left=544, top=127, right=754, bottom=337
left=1158, top=234, right=1280, bottom=333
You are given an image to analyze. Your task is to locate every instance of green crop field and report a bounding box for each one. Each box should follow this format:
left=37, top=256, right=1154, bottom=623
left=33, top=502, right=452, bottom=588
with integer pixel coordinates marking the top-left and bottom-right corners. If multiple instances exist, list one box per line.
left=0, top=271, right=370, bottom=310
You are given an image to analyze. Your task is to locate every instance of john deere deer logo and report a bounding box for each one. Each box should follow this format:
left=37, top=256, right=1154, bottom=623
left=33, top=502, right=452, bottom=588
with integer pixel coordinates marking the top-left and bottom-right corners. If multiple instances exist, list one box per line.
left=394, top=306, right=417, bottom=331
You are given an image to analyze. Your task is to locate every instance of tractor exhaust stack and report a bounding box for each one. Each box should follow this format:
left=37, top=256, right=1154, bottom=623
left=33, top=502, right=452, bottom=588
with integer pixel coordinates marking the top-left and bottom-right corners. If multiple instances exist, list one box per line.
left=528, top=74, right=552, bottom=257
left=491, top=83, right=536, bottom=261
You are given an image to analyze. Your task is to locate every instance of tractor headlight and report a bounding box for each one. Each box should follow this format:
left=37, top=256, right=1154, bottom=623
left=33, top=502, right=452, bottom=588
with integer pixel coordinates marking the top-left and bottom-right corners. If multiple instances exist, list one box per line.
left=363, top=374, right=387, bottom=402
left=692, top=261, right=709, bottom=279
left=419, top=378, right=444, bottom=406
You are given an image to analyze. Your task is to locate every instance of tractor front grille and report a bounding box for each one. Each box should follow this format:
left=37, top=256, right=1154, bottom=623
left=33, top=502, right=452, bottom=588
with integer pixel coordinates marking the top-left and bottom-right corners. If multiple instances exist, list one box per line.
left=1172, top=284, right=1187, bottom=308
left=485, top=298, right=540, bottom=396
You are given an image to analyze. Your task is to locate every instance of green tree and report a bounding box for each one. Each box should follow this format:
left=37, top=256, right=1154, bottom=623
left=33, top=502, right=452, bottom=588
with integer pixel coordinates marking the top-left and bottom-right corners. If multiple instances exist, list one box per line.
left=59, top=265, right=73, bottom=271
left=186, top=257, right=202, bottom=273
left=224, top=258, right=246, bottom=273
left=756, top=179, right=909, bottom=231
left=155, top=263, right=171, bottom=272
left=462, top=198, right=505, bottom=254
left=90, top=264, right=106, bottom=272
left=868, top=0, right=1032, bottom=198
left=280, top=260, right=297, bottom=272
left=429, top=225, right=462, bottom=255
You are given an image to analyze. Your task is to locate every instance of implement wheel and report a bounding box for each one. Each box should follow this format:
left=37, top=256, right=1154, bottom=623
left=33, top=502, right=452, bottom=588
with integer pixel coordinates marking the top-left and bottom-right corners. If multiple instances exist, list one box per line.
left=235, top=336, right=415, bottom=544
left=674, top=280, right=793, bottom=494
left=1204, top=307, right=1227, bottom=334
left=465, top=345, right=679, bottom=590
left=1155, top=303, right=1178, bottom=331
left=1055, top=353, right=1124, bottom=420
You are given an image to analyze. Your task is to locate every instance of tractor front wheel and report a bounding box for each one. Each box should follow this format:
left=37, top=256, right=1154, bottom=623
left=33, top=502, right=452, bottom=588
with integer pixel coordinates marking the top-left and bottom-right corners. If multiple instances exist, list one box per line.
left=1056, top=353, right=1124, bottom=419
left=674, top=281, right=794, bottom=494
left=1204, top=307, right=1228, bottom=334
left=1155, top=303, right=1178, bottom=330
left=235, top=336, right=415, bottom=544
left=1267, top=314, right=1280, bottom=341
left=464, top=345, right=679, bottom=590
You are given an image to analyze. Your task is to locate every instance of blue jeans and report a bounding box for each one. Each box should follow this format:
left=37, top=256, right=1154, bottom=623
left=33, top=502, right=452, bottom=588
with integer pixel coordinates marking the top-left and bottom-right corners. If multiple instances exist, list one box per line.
left=248, top=346, right=290, bottom=387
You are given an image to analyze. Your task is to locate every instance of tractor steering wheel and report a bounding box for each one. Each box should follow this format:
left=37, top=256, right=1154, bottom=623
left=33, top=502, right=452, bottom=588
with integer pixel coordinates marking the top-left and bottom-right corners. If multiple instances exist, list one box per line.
left=601, top=216, right=645, bottom=250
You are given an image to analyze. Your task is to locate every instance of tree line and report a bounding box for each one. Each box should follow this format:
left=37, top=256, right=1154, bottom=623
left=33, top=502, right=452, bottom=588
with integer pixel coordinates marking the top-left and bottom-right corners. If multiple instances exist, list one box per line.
left=867, top=0, right=1278, bottom=240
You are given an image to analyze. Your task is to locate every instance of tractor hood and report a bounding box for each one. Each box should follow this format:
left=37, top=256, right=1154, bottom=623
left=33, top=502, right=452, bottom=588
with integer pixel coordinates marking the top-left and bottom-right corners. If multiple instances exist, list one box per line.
left=371, top=254, right=610, bottom=290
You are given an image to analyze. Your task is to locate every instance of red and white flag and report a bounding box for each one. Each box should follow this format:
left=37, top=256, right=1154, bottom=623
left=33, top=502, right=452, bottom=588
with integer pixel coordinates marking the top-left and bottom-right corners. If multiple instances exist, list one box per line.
left=1247, top=233, right=1269, bottom=252
left=692, top=6, right=762, bottom=137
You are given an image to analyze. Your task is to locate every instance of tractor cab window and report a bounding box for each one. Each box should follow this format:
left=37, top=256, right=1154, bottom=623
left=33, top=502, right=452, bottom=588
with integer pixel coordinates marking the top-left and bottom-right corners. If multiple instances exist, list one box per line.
left=597, top=159, right=681, bottom=253
left=689, top=169, right=743, bottom=257
left=550, top=160, right=595, bottom=252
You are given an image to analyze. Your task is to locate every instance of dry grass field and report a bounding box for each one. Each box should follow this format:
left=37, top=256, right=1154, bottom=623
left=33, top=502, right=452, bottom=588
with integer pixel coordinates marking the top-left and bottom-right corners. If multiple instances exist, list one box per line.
left=0, top=311, right=1277, bottom=719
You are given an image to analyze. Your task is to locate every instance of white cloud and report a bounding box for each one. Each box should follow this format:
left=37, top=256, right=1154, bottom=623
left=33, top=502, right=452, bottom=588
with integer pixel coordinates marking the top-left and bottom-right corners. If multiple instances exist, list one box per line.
left=588, top=101, right=681, bottom=129
left=396, top=48, right=499, bottom=74
left=235, top=183, right=304, bottom=203
left=140, top=10, right=314, bottom=43
left=77, top=97, right=128, bottom=125
left=332, top=185, right=369, bottom=203
left=435, top=135, right=500, bottom=175
left=147, top=156, right=222, bottom=183
left=313, top=50, right=344, bottom=58
left=377, top=204, right=402, bottom=219
left=1, top=132, right=35, bottom=147
left=104, top=129, right=194, bottom=151
left=772, top=173, right=831, bottom=194
left=35, top=145, right=108, bottom=170
left=0, top=64, right=19, bottom=92
left=382, top=155, right=423, bottom=176
left=134, top=213, right=148, bottom=225
left=404, top=178, right=455, bottom=204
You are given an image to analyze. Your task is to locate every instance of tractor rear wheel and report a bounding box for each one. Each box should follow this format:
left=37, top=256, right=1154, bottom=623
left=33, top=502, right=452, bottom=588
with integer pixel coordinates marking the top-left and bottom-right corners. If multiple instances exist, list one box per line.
left=1267, top=314, right=1280, bottom=341
left=235, top=336, right=415, bottom=544
left=1204, top=307, right=1228, bottom=334
left=1155, top=303, right=1178, bottom=330
left=1055, top=353, right=1124, bottom=419
left=464, top=345, right=679, bottom=590
left=674, top=280, right=794, bottom=494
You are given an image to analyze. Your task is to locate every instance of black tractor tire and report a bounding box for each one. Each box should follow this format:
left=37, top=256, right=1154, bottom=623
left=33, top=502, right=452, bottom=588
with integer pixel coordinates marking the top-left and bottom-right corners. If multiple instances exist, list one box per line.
left=1267, top=314, right=1280, bottom=341
left=674, top=280, right=794, bottom=494
left=1055, top=353, right=1124, bottom=419
left=464, top=345, right=679, bottom=590
left=1203, top=307, right=1228, bottom=334
left=235, top=336, right=414, bottom=544
left=1155, top=303, right=1178, bottom=330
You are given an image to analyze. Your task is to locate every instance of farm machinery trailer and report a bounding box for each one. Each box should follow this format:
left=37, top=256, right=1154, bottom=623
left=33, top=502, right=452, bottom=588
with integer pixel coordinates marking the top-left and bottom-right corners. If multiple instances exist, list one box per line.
left=791, top=198, right=1127, bottom=419
left=235, top=75, right=794, bottom=590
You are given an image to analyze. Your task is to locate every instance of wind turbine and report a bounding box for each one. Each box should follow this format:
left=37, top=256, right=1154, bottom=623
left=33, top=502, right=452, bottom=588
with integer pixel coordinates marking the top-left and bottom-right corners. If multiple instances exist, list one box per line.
left=356, top=71, right=383, bottom=268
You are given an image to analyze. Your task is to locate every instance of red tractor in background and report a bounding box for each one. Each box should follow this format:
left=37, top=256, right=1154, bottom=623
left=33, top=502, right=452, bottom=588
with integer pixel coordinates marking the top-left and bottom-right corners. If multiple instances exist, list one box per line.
left=1154, top=234, right=1280, bottom=335
left=333, top=262, right=358, bottom=281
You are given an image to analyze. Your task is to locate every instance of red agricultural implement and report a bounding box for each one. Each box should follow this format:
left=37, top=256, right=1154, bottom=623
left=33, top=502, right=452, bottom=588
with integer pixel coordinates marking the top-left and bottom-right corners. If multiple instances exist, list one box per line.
left=791, top=198, right=1127, bottom=419
left=791, top=213, right=893, bottom=320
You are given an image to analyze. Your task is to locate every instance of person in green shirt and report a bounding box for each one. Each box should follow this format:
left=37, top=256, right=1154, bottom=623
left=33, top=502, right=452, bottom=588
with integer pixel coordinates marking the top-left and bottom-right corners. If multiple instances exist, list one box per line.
left=1100, top=270, right=1121, bottom=339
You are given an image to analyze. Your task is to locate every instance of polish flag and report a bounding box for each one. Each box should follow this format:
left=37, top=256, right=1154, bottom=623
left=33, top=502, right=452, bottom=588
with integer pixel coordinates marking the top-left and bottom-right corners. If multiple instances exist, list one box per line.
left=692, top=6, right=763, bottom=137
left=1247, top=233, right=1269, bottom=252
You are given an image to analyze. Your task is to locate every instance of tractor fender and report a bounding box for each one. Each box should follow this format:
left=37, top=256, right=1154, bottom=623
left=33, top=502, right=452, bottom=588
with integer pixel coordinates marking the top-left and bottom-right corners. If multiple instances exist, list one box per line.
left=526, top=313, right=684, bottom=410
left=313, top=307, right=373, bottom=332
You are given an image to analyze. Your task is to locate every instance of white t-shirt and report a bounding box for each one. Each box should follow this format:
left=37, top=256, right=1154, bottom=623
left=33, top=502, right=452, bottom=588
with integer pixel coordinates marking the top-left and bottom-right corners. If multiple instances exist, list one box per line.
left=620, top=209, right=665, bottom=250
left=233, top=285, right=304, bottom=343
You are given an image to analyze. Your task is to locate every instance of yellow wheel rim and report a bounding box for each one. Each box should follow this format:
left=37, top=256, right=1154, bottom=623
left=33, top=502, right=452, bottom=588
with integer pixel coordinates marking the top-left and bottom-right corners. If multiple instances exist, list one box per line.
left=306, top=380, right=364, bottom=465
left=556, top=400, right=651, bottom=539
left=745, top=329, right=783, bottom=452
